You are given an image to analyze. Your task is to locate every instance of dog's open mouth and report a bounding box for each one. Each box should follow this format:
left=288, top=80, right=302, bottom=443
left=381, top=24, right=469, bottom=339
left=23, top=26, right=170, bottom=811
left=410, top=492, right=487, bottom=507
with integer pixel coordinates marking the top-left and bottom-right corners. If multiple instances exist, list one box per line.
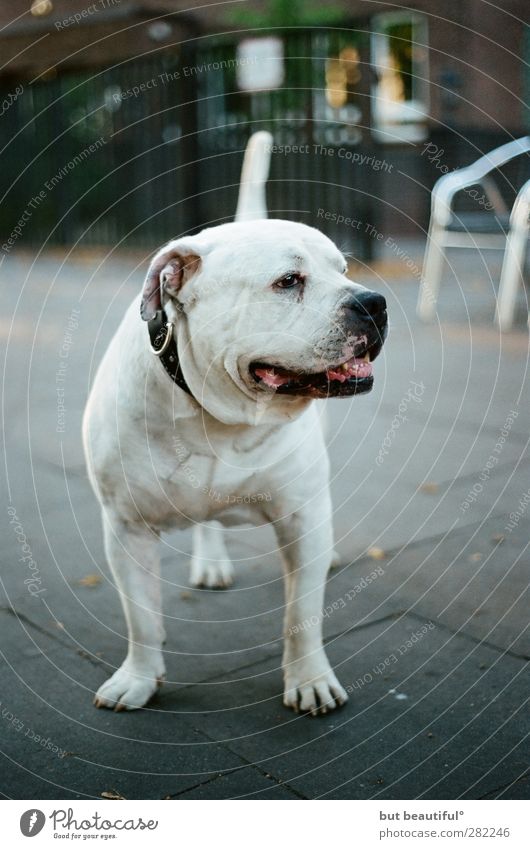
left=250, top=352, right=375, bottom=398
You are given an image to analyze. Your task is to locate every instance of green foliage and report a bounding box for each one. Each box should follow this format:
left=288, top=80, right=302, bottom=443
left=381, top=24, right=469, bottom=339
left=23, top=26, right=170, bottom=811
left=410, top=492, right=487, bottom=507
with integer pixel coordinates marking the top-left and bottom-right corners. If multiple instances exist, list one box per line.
left=225, top=0, right=344, bottom=29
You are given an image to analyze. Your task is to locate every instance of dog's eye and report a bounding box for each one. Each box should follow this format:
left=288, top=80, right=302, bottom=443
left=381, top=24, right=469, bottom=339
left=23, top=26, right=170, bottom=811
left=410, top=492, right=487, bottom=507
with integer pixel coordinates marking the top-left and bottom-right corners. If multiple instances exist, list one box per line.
left=274, top=272, right=304, bottom=290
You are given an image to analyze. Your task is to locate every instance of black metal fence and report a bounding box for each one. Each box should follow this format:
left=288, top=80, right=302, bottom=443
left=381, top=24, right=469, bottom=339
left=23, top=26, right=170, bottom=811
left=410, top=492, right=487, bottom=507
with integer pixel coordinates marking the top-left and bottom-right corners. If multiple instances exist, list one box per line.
left=0, top=47, right=200, bottom=251
left=0, top=27, right=390, bottom=258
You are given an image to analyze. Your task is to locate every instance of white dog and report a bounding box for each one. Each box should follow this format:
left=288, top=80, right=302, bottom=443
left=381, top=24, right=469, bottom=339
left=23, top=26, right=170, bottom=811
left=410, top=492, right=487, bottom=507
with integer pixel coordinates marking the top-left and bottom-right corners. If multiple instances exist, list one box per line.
left=83, top=132, right=387, bottom=715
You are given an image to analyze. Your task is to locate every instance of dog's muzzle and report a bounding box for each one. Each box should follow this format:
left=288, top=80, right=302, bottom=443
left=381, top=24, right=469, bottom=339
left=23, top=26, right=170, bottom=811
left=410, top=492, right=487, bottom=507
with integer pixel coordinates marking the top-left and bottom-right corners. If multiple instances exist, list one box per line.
left=250, top=288, right=388, bottom=399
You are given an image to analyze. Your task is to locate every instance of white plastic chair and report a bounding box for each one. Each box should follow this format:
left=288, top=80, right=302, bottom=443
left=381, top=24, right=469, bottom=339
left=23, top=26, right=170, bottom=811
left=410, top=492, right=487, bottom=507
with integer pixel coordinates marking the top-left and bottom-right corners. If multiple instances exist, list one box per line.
left=495, top=179, right=530, bottom=330
left=417, top=136, right=530, bottom=321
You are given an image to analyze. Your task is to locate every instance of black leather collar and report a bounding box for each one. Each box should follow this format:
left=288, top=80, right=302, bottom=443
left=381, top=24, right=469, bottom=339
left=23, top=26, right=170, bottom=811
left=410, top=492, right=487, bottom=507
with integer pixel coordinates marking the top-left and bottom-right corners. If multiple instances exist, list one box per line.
left=147, top=309, right=193, bottom=397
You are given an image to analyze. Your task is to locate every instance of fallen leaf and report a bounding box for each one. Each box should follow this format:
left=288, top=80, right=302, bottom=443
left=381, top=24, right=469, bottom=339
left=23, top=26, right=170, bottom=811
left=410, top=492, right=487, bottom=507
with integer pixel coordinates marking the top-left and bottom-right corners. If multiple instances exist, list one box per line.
left=101, top=789, right=126, bottom=800
left=468, top=552, right=483, bottom=562
left=78, top=574, right=102, bottom=587
left=491, top=533, right=505, bottom=544
left=419, top=482, right=439, bottom=494
left=367, top=547, right=386, bottom=560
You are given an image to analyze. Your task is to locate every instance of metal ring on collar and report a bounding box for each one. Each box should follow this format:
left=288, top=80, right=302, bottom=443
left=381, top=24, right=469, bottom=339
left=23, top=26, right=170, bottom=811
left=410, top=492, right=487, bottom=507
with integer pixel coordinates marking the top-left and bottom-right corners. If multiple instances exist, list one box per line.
left=150, top=320, right=174, bottom=357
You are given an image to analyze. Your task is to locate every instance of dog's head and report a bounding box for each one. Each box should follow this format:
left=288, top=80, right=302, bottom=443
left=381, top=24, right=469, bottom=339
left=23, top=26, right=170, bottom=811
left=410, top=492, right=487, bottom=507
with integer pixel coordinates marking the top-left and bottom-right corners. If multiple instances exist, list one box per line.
left=141, top=219, right=387, bottom=425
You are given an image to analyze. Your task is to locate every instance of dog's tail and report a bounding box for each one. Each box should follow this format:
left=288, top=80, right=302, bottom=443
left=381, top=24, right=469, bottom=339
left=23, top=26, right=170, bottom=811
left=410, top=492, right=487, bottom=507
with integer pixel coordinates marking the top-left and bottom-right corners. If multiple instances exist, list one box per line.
left=235, top=131, right=272, bottom=222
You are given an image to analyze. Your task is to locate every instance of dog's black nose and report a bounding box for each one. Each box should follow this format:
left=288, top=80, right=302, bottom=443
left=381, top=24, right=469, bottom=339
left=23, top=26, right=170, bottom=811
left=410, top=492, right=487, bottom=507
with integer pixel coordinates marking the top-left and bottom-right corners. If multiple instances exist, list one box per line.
left=345, top=290, right=387, bottom=319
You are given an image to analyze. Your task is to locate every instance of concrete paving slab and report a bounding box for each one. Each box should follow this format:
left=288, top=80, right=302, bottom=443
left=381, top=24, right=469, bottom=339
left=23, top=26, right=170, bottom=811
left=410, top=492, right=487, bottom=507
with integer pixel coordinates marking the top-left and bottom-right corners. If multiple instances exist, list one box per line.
left=317, top=516, right=529, bottom=658
left=0, top=612, right=261, bottom=800
left=182, top=614, right=528, bottom=800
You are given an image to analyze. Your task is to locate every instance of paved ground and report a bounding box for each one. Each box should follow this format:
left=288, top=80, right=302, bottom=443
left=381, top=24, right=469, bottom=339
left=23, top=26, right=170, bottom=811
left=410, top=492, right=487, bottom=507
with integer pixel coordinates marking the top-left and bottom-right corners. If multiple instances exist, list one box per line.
left=1, top=242, right=528, bottom=799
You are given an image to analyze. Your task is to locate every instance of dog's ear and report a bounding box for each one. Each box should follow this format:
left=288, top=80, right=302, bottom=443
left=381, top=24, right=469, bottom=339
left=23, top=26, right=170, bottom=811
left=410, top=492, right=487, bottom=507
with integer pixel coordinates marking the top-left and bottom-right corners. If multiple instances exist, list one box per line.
left=140, top=241, right=202, bottom=321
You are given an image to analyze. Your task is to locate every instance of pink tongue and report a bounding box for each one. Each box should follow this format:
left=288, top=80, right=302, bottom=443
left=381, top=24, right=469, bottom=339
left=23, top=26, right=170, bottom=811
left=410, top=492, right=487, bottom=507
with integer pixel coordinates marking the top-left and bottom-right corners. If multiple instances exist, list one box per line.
left=256, top=357, right=373, bottom=388
left=326, top=357, right=373, bottom=383
left=254, top=368, right=292, bottom=388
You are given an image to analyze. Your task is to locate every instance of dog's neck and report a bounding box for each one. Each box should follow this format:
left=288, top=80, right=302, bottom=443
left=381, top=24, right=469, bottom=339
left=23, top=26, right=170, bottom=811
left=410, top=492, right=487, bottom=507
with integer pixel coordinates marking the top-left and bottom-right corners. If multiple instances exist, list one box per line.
left=147, top=306, right=192, bottom=397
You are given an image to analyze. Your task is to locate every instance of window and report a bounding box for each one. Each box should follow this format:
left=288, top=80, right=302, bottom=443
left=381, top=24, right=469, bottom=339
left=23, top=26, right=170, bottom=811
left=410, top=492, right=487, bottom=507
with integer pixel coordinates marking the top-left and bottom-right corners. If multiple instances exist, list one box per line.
left=371, top=12, right=429, bottom=143
left=313, top=32, right=367, bottom=146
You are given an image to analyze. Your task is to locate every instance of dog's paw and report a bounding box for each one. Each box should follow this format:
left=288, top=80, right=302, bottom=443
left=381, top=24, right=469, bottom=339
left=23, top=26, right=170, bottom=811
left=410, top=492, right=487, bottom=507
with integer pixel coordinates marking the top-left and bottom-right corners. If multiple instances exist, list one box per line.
left=190, top=556, right=234, bottom=589
left=94, top=664, right=163, bottom=711
left=283, top=664, right=348, bottom=716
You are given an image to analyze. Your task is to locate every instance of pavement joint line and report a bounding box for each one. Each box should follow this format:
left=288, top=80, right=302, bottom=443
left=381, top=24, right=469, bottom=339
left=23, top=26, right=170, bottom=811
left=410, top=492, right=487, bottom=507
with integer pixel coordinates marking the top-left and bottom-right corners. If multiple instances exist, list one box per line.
left=0, top=746, right=102, bottom=800
left=323, top=611, right=404, bottom=647
left=462, top=726, right=530, bottom=800
left=185, top=723, right=308, bottom=800
left=161, top=766, right=246, bottom=799
left=163, top=760, right=305, bottom=800
left=1, top=606, right=81, bottom=655
left=403, top=608, right=530, bottom=661
left=477, top=768, right=530, bottom=800
left=428, top=456, right=530, bottom=492
left=324, top=603, right=529, bottom=675
left=69, top=717, right=263, bottom=793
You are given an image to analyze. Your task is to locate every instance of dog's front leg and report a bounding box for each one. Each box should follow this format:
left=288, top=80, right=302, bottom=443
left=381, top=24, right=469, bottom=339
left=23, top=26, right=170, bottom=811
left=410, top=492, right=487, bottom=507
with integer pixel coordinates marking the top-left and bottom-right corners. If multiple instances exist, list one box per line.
left=274, top=497, right=348, bottom=716
left=94, top=511, right=166, bottom=711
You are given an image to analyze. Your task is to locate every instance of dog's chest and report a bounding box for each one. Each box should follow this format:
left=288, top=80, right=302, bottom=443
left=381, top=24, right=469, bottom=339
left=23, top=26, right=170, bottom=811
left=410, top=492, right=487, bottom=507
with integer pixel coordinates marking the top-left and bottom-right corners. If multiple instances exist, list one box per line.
left=142, top=425, right=276, bottom=527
